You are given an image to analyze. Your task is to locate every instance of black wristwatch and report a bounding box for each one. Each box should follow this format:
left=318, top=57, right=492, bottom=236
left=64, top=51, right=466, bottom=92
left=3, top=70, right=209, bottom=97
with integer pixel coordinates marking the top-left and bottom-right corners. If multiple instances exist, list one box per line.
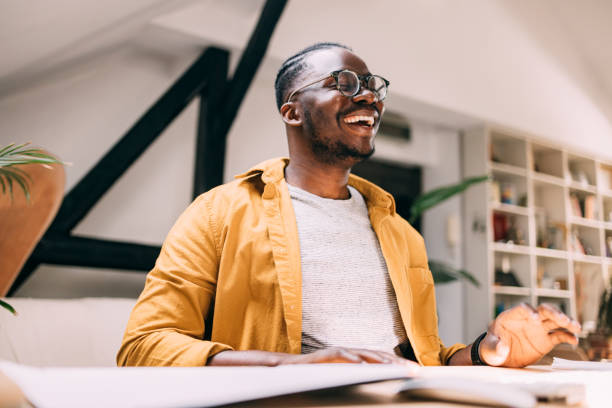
left=471, top=332, right=488, bottom=365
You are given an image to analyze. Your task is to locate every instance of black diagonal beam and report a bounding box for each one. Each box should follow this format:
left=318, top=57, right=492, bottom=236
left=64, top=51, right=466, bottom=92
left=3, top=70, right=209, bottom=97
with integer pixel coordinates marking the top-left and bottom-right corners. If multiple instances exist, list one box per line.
left=50, top=47, right=229, bottom=234
left=10, top=0, right=289, bottom=294
left=9, top=236, right=160, bottom=295
left=193, top=51, right=229, bottom=197
left=217, top=0, right=288, bottom=139
left=33, top=236, right=160, bottom=271
left=194, top=0, right=288, bottom=195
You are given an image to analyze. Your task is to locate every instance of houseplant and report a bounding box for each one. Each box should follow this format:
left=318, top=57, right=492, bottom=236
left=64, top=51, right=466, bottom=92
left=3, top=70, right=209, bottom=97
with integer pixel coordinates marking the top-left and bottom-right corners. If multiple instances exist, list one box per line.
left=409, top=175, right=489, bottom=287
left=597, top=287, right=612, bottom=334
left=0, top=142, right=63, bottom=314
left=588, top=286, right=612, bottom=360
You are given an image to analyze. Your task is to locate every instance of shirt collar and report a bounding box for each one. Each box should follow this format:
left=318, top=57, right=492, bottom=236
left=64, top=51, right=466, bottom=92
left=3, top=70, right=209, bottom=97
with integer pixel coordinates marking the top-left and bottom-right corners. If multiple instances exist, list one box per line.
left=235, top=157, right=396, bottom=214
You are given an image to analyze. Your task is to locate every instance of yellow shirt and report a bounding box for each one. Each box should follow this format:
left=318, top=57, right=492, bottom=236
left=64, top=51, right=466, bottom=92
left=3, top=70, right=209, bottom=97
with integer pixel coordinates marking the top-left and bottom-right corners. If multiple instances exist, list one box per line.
left=117, top=158, right=465, bottom=366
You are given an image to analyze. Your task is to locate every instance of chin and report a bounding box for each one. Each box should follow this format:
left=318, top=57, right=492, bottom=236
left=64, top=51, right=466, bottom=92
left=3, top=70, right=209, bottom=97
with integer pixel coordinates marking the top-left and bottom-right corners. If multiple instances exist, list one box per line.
left=346, top=145, right=375, bottom=165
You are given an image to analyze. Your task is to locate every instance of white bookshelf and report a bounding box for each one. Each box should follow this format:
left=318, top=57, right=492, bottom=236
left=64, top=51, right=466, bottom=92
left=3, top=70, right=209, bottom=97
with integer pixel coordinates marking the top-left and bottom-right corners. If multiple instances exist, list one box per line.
left=462, top=126, right=612, bottom=341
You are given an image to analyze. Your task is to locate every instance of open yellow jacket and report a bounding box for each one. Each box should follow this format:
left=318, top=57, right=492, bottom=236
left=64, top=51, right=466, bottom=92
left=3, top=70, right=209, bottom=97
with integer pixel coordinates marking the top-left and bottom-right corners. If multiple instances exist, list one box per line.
left=117, top=158, right=465, bottom=366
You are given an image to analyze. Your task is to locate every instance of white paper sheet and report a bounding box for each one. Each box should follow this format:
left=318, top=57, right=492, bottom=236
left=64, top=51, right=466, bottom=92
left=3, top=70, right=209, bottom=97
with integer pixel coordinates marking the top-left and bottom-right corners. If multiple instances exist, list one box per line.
left=552, top=357, right=612, bottom=370
left=0, top=361, right=416, bottom=408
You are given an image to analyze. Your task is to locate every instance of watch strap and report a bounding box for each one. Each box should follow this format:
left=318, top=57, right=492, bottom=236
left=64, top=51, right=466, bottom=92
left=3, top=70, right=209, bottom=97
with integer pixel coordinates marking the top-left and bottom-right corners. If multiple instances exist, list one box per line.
left=471, top=332, right=488, bottom=365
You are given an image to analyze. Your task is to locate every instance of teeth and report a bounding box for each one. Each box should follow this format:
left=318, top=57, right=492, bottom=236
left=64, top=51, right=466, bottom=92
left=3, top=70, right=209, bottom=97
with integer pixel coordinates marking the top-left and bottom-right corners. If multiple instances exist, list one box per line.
left=343, top=115, right=374, bottom=126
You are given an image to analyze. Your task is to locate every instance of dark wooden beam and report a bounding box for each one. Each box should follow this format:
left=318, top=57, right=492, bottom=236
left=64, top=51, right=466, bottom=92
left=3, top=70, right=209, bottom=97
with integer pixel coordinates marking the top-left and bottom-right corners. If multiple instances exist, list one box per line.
left=193, top=50, right=229, bottom=197
left=217, top=0, right=288, bottom=139
left=32, top=235, right=159, bottom=271
left=10, top=0, right=290, bottom=295
left=8, top=236, right=158, bottom=295
left=50, top=47, right=228, bottom=234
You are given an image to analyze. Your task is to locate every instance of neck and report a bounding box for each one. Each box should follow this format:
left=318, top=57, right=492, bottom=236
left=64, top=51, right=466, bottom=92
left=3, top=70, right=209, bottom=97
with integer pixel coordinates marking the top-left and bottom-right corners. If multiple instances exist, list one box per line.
left=285, top=155, right=352, bottom=199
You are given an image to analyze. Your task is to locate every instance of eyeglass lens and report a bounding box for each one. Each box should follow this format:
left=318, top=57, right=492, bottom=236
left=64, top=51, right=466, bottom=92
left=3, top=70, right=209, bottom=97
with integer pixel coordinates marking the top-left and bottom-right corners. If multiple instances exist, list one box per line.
left=336, top=71, right=387, bottom=101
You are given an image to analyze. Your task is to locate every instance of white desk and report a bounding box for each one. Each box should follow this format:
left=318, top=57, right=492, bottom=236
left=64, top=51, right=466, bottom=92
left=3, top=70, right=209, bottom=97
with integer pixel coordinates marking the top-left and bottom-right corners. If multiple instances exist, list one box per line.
left=236, top=365, right=609, bottom=407
left=1, top=363, right=610, bottom=407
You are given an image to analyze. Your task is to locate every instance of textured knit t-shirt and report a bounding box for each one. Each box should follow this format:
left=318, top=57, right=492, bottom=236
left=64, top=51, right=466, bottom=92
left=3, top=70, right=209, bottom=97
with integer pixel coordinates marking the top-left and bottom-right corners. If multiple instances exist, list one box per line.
left=287, top=183, right=408, bottom=355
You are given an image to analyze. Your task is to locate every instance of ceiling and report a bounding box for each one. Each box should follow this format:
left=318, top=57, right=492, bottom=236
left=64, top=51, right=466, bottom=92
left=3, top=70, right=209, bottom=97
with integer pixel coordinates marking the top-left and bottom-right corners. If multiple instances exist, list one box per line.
left=1, top=0, right=611, bottom=126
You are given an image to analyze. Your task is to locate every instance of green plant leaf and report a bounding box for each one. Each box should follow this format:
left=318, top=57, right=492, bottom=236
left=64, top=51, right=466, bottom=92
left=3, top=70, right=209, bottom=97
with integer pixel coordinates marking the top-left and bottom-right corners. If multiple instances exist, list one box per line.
left=0, top=143, right=63, bottom=201
left=0, top=143, right=62, bottom=168
left=0, top=167, right=31, bottom=201
left=0, top=143, right=17, bottom=156
left=409, top=175, right=489, bottom=224
left=5, top=171, right=13, bottom=196
left=429, top=260, right=479, bottom=287
left=597, top=288, right=612, bottom=333
left=0, top=299, right=16, bottom=315
left=0, top=143, right=28, bottom=157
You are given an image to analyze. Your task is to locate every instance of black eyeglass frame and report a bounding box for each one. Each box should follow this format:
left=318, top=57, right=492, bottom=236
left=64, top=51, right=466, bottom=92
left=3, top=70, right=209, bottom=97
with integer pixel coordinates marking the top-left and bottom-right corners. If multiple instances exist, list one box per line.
left=285, top=69, right=390, bottom=104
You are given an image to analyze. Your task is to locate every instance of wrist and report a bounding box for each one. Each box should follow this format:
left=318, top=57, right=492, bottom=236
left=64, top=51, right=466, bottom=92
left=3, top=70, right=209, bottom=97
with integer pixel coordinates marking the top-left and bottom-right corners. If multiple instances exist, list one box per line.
left=470, top=332, right=488, bottom=365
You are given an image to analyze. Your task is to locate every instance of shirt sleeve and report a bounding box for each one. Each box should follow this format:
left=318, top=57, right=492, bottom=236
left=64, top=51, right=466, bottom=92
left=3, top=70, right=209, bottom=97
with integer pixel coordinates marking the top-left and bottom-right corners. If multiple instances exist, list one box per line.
left=117, top=195, right=233, bottom=366
left=440, top=342, right=467, bottom=365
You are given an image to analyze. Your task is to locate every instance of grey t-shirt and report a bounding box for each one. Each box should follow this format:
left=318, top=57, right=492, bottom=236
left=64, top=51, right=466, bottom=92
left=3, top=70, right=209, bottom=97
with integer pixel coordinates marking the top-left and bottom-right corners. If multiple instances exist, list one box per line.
left=287, top=183, right=408, bottom=355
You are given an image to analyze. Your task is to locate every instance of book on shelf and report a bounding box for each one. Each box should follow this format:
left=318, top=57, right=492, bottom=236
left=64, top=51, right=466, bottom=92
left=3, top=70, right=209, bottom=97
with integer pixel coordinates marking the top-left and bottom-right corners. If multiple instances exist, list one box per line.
left=584, top=195, right=596, bottom=220
left=492, top=213, right=508, bottom=242
left=570, top=231, right=586, bottom=255
left=569, top=194, right=582, bottom=218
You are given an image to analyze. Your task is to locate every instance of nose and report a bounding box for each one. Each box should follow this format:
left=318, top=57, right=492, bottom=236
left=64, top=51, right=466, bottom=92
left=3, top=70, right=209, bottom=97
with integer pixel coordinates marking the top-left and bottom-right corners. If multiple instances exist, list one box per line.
left=352, top=85, right=378, bottom=105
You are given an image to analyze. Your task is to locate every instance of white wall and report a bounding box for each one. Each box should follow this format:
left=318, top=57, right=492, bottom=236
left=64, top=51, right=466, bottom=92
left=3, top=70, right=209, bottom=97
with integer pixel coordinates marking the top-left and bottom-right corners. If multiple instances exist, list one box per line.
left=156, top=0, right=612, bottom=160
left=420, top=129, right=466, bottom=345
left=0, top=43, right=200, bottom=297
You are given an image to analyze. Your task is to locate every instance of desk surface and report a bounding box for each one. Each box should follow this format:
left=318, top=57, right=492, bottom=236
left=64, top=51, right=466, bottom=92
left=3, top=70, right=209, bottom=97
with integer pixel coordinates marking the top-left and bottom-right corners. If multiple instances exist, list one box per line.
left=1, top=363, right=610, bottom=408
left=235, top=366, right=609, bottom=408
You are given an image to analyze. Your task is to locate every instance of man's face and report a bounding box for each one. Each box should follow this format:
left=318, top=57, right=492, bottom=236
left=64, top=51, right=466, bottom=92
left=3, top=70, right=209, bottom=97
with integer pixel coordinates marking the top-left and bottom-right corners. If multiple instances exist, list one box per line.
left=292, top=48, right=385, bottom=165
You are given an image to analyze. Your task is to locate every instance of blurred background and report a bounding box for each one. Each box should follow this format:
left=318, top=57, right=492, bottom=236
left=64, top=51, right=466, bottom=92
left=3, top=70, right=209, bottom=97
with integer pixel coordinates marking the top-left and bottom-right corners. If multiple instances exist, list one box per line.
left=1, top=0, right=611, bottom=347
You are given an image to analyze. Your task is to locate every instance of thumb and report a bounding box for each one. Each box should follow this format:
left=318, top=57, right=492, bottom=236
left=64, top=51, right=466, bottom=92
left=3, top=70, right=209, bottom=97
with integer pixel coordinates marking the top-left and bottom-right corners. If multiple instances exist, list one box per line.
left=479, top=333, right=509, bottom=366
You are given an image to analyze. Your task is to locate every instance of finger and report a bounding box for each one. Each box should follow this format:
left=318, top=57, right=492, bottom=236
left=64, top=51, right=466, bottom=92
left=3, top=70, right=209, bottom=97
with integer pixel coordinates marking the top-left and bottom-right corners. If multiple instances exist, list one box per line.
left=541, top=319, right=563, bottom=332
left=377, top=351, right=418, bottom=367
left=372, top=350, right=415, bottom=366
left=349, top=349, right=392, bottom=364
left=541, top=318, right=581, bottom=335
left=501, top=303, right=539, bottom=322
left=349, top=349, right=418, bottom=368
left=537, top=304, right=581, bottom=333
left=549, top=330, right=579, bottom=346
left=319, top=348, right=365, bottom=364
left=479, top=333, right=509, bottom=366
left=355, top=350, right=420, bottom=372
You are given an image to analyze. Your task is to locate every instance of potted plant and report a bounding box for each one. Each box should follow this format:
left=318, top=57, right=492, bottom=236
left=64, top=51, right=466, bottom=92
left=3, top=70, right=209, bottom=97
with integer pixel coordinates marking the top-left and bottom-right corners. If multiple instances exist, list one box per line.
left=409, top=175, right=488, bottom=286
left=0, top=143, right=63, bottom=314
left=408, top=175, right=489, bottom=287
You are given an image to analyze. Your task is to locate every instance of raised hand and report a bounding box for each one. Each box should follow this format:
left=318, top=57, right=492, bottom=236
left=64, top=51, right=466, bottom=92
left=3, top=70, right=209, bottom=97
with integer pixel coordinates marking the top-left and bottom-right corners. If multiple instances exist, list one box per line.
left=479, top=303, right=581, bottom=368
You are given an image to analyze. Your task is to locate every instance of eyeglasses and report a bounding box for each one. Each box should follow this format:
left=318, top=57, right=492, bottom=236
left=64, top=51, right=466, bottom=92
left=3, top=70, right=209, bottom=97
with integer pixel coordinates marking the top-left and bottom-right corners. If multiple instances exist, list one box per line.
left=285, top=69, right=390, bottom=103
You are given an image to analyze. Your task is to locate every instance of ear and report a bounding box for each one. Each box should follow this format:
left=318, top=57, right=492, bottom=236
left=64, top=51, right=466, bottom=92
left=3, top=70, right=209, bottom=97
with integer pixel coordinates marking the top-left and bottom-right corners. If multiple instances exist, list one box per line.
left=280, top=102, right=302, bottom=127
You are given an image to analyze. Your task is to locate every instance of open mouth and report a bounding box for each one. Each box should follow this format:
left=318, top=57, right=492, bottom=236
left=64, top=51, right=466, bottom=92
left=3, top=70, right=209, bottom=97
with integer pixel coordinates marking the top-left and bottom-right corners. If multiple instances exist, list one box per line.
left=342, top=114, right=375, bottom=128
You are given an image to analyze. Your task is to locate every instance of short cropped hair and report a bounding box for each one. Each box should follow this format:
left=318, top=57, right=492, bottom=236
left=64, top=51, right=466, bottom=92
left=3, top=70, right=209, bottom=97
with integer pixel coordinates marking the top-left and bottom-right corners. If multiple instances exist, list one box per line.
left=274, top=42, right=352, bottom=110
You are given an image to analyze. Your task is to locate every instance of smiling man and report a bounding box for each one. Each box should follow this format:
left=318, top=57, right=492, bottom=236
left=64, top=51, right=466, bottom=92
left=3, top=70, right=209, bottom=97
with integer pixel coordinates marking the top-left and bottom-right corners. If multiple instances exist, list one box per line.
left=117, top=43, right=581, bottom=368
